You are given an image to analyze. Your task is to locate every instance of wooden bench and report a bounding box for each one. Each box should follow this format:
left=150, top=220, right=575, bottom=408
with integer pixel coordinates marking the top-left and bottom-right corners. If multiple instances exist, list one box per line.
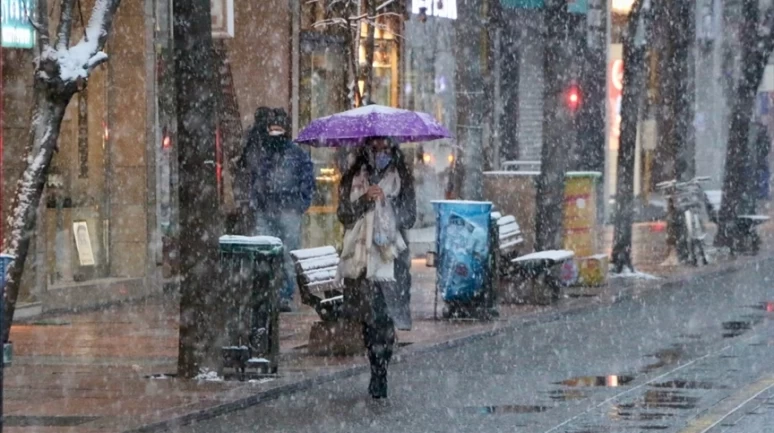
left=491, top=212, right=525, bottom=268
left=732, top=215, right=770, bottom=256
left=290, top=246, right=344, bottom=322
left=509, top=250, right=575, bottom=305
left=490, top=213, right=574, bottom=304
left=290, top=246, right=362, bottom=356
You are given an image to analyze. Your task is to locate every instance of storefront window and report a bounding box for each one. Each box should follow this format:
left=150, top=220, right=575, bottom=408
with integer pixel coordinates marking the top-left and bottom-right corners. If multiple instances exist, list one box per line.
left=299, top=31, right=348, bottom=248
left=45, top=66, right=110, bottom=284
left=298, top=1, right=402, bottom=248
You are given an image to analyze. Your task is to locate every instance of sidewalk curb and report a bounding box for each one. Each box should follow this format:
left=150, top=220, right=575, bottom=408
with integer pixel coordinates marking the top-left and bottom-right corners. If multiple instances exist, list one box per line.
left=123, top=254, right=774, bottom=433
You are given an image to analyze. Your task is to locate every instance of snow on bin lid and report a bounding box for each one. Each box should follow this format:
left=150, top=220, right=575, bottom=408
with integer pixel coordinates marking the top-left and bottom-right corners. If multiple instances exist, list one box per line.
left=219, top=235, right=283, bottom=246
left=565, top=171, right=602, bottom=178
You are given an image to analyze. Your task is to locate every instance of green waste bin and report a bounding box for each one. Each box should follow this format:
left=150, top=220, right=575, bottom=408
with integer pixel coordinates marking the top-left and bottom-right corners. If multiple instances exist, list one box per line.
left=219, top=235, right=283, bottom=378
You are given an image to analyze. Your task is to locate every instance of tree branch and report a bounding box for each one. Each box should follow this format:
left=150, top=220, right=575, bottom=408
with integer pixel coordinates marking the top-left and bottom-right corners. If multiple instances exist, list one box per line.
left=376, top=0, right=397, bottom=11
left=34, top=0, right=52, bottom=51
left=55, top=0, right=77, bottom=51
left=83, top=0, right=122, bottom=53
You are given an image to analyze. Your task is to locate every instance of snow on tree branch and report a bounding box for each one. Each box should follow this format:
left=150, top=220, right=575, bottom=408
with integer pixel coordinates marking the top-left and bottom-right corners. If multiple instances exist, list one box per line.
left=37, top=0, right=121, bottom=84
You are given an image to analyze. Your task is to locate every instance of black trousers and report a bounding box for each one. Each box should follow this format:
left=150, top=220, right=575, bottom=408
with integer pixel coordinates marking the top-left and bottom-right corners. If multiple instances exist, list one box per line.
left=362, top=282, right=396, bottom=377
left=343, top=275, right=396, bottom=377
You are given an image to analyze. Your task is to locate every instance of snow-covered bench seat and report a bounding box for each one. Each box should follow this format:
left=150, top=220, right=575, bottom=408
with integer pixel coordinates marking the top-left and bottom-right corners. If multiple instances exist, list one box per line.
left=290, top=246, right=343, bottom=322
left=508, top=250, right=575, bottom=305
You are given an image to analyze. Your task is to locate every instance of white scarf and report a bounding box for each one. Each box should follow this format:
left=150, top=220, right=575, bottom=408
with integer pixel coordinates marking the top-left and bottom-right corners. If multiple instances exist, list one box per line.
left=337, top=166, right=407, bottom=282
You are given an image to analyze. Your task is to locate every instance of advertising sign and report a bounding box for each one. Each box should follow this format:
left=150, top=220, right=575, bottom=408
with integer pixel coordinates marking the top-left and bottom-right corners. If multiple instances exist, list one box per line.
left=2, top=0, right=35, bottom=49
left=432, top=200, right=492, bottom=303
left=211, top=0, right=234, bottom=38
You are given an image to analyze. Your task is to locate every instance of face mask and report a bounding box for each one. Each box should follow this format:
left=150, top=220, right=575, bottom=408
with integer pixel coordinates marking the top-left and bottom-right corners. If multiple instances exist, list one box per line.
left=266, top=135, right=286, bottom=151
left=375, top=150, right=391, bottom=171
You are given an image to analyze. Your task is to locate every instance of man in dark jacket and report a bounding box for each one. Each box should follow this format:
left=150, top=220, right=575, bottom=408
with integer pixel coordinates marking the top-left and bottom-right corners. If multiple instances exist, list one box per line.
left=244, top=107, right=315, bottom=311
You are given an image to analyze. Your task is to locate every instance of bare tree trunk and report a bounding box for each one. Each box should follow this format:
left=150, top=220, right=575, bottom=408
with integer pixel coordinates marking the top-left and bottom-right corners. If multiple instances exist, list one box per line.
left=612, top=1, right=646, bottom=273
left=173, top=0, right=222, bottom=379
left=535, top=0, right=573, bottom=250
left=673, top=0, right=695, bottom=181
left=2, top=0, right=122, bottom=343
left=717, top=0, right=774, bottom=248
left=2, top=97, right=69, bottom=343
left=453, top=0, right=489, bottom=201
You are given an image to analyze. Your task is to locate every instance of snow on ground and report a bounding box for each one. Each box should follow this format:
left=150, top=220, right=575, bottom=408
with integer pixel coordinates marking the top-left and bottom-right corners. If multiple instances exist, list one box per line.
left=609, top=268, right=659, bottom=280
left=195, top=369, right=224, bottom=382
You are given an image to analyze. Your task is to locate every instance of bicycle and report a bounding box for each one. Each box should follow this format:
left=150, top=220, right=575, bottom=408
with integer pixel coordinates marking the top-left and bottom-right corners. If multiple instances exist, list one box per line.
left=655, top=176, right=714, bottom=266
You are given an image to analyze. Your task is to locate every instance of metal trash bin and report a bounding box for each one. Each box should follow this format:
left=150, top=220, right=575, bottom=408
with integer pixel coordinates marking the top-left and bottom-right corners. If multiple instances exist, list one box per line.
left=219, top=235, right=283, bottom=378
left=429, top=200, right=495, bottom=319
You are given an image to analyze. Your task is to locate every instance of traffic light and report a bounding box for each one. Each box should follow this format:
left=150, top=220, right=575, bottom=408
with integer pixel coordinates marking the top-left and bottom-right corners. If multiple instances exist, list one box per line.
left=566, top=84, right=581, bottom=113
left=162, top=128, right=172, bottom=149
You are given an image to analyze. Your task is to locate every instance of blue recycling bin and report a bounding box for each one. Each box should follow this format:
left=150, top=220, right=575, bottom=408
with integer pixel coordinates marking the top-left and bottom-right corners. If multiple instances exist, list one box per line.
left=431, top=200, right=493, bottom=303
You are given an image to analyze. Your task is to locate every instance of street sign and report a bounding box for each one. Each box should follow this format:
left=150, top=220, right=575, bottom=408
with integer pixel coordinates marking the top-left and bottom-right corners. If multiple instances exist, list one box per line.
left=500, top=0, right=587, bottom=13
left=2, top=0, right=35, bottom=49
left=568, top=0, right=588, bottom=14
left=500, top=0, right=544, bottom=9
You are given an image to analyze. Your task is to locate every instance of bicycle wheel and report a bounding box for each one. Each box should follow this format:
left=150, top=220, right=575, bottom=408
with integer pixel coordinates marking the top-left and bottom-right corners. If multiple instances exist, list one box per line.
left=691, top=211, right=709, bottom=265
left=684, top=210, right=697, bottom=266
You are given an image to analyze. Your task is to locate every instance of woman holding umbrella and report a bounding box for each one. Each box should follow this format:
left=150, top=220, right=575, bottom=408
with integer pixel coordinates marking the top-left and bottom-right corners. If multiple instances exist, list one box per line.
left=336, top=137, right=415, bottom=399
left=297, top=104, right=450, bottom=399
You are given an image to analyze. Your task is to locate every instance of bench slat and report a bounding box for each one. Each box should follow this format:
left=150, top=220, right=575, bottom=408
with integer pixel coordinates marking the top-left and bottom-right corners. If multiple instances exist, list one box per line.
left=737, top=215, right=770, bottom=221
left=320, top=295, right=344, bottom=305
left=496, top=215, right=517, bottom=226
left=499, top=223, right=521, bottom=237
left=303, top=267, right=337, bottom=283
left=290, top=246, right=337, bottom=261
left=307, top=280, right=339, bottom=294
left=512, top=250, right=575, bottom=263
left=499, top=238, right=524, bottom=252
left=297, top=255, right=339, bottom=272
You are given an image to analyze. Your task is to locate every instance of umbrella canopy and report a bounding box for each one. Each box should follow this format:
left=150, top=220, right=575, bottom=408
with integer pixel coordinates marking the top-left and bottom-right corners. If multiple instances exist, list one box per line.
left=296, top=105, right=452, bottom=147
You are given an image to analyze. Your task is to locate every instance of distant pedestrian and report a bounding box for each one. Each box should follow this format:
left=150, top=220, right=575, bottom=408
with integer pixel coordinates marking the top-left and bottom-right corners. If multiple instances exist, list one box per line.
left=336, top=137, right=416, bottom=399
left=244, top=107, right=315, bottom=312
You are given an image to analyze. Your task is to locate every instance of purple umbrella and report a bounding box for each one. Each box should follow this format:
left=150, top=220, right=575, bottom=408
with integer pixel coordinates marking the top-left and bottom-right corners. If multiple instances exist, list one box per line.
left=296, top=105, right=452, bottom=147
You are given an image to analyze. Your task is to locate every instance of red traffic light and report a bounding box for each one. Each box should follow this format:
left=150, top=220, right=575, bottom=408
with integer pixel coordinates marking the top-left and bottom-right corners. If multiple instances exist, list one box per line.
left=566, top=85, right=581, bottom=112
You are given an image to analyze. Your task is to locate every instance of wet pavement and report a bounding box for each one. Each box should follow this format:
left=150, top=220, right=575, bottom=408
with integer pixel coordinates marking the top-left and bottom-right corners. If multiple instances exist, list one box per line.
left=5, top=217, right=774, bottom=432
left=175, top=255, right=774, bottom=433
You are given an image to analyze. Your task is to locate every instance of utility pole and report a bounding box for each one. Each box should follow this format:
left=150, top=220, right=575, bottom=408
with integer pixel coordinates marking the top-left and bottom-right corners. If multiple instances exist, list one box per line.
left=173, top=0, right=222, bottom=378
left=535, top=0, right=575, bottom=250
left=453, top=0, right=489, bottom=200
